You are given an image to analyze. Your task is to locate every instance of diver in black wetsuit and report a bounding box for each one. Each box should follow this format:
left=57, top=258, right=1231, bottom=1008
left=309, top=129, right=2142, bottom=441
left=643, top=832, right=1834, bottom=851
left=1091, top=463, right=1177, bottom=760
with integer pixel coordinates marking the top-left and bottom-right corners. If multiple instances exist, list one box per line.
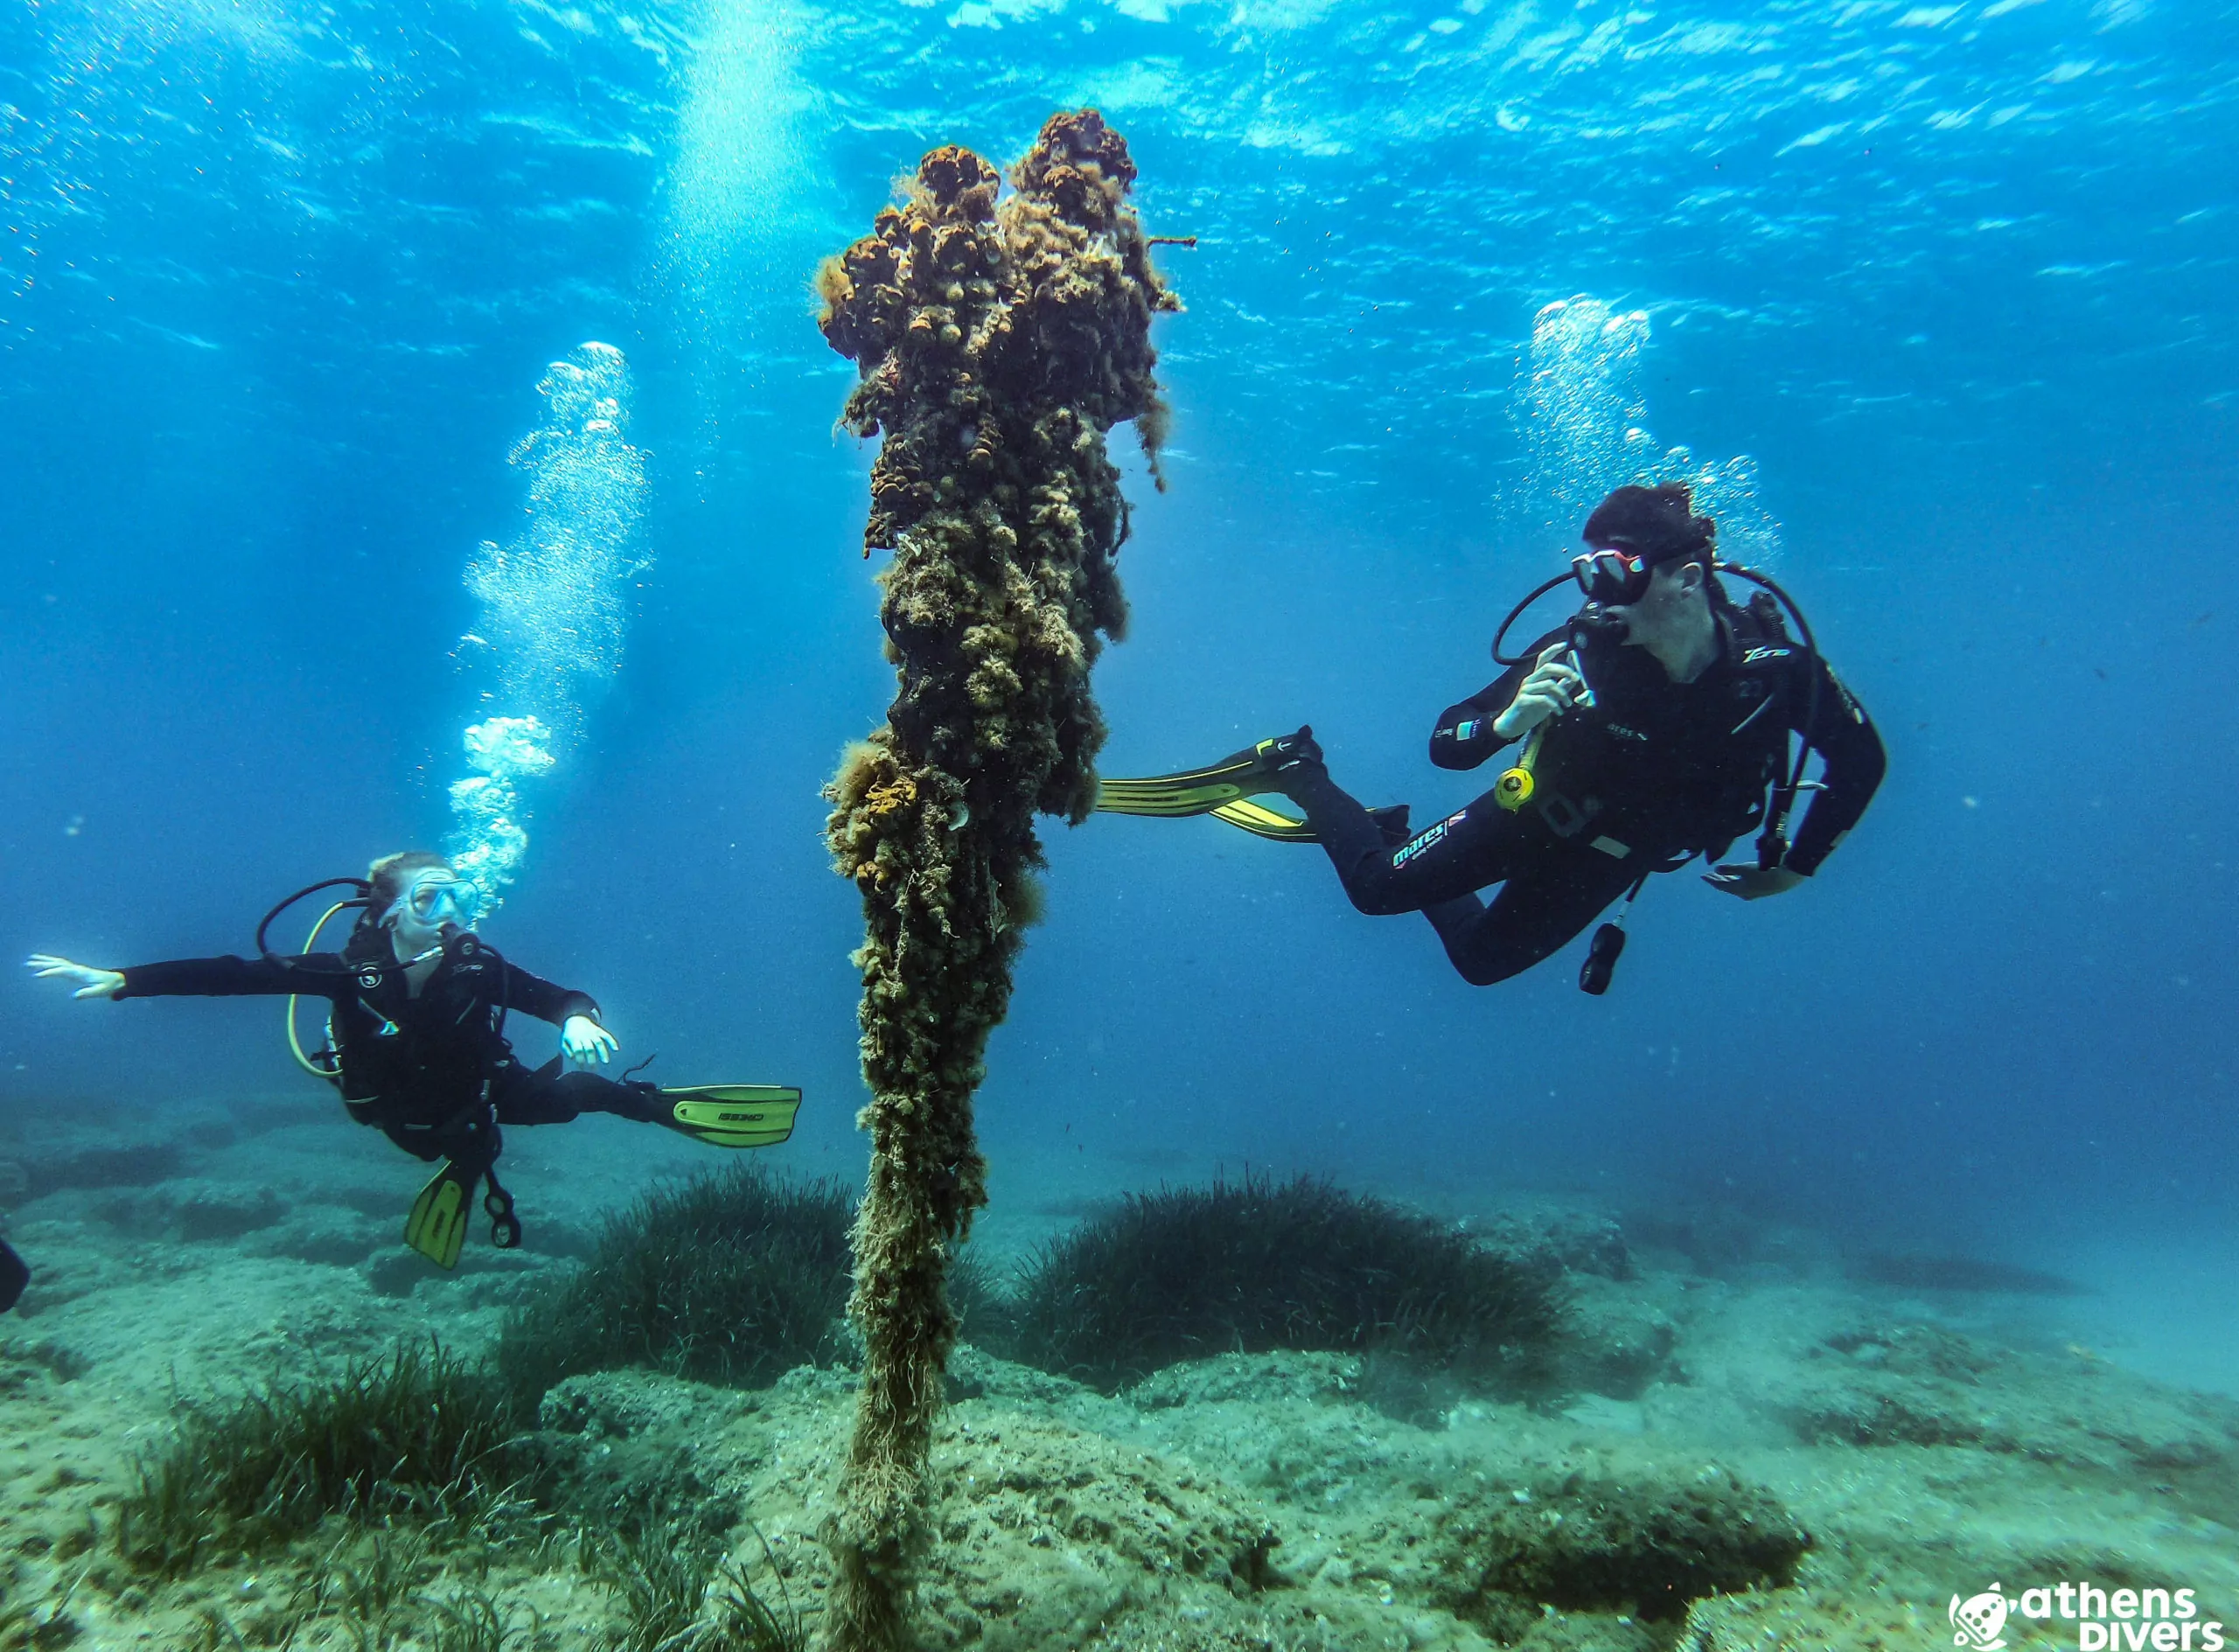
left=34, top=852, right=664, bottom=1153
left=1099, top=482, right=1885, bottom=988
left=27, top=851, right=798, bottom=1265
left=1283, top=483, right=1885, bottom=985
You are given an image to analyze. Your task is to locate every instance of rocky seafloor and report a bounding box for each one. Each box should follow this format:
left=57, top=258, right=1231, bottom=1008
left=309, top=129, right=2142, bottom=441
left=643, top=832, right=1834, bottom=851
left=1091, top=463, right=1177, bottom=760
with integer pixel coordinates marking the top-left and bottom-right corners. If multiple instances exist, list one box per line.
left=2, top=1105, right=2235, bottom=1651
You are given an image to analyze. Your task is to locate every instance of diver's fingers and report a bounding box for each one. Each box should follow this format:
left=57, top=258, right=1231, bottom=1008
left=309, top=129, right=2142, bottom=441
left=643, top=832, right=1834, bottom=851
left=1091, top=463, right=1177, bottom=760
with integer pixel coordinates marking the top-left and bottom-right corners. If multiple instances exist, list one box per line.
left=1524, top=662, right=1583, bottom=697
left=31, top=958, right=115, bottom=993
left=1513, top=687, right=1574, bottom=720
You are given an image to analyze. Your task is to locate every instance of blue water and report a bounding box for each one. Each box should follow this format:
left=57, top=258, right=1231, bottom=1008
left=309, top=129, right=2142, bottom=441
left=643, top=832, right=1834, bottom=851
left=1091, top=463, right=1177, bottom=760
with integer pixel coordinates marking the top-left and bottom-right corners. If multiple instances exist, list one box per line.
left=3, top=0, right=2235, bottom=1371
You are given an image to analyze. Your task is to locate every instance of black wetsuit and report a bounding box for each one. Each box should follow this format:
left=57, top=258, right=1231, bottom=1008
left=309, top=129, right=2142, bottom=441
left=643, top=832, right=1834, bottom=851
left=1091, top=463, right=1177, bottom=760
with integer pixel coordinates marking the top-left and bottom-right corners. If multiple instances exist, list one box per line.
left=1286, top=596, right=1887, bottom=985
left=116, top=925, right=659, bottom=1168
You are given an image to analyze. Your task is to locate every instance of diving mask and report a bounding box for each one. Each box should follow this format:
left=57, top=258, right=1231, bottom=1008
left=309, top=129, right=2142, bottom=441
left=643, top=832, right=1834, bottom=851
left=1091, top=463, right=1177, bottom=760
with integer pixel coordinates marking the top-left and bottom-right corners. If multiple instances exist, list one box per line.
left=394, top=873, right=483, bottom=931
left=1571, top=546, right=1657, bottom=606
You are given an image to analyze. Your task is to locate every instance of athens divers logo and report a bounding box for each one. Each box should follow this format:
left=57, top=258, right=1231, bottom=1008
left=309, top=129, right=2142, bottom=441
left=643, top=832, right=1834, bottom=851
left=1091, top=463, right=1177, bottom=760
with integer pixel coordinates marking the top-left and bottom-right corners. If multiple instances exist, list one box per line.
left=1951, top=1586, right=2012, bottom=1650
left=1947, top=1580, right=2223, bottom=1651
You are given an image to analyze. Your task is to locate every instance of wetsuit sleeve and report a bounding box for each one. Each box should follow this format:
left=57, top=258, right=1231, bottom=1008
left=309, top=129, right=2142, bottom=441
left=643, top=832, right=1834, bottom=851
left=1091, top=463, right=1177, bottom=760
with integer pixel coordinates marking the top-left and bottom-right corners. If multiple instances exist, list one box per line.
left=115, top=954, right=348, bottom=1000
left=1783, top=658, right=1886, bottom=876
left=501, top=964, right=600, bottom=1027
left=1429, top=629, right=1561, bottom=770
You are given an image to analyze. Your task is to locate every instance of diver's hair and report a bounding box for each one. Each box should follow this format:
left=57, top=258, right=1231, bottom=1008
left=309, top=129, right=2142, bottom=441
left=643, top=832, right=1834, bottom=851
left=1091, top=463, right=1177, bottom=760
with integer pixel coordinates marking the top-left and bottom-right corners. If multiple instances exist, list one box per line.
left=367, top=850, right=454, bottom=917
left=1582, top=482, right=1717, bottom=566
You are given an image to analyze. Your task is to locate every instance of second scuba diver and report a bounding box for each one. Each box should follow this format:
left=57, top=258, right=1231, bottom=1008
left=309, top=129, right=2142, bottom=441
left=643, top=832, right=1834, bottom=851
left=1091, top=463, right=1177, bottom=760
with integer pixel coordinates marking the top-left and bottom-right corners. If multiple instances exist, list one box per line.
left=1098, top=483, right=1887, bottom=990
left=27, top=851, right=799, bottom=1269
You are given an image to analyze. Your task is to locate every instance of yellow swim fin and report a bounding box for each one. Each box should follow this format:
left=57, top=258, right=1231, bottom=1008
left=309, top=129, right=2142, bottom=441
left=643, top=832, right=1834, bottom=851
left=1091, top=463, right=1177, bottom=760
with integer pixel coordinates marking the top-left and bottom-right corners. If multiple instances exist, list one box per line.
left=404, top=1161, right=474, bottom=1270
left=659, top=1084, right=802, bottom=1150
left=1094, top=731, right=1318, bottom=819
left=1207, top=798, right=1318, bottom=842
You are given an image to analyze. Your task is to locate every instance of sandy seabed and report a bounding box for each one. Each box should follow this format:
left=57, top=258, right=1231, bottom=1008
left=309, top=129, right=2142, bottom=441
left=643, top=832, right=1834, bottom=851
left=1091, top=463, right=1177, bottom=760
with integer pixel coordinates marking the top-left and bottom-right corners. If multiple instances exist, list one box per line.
left=2, top=1103, right=2234, bottom=1652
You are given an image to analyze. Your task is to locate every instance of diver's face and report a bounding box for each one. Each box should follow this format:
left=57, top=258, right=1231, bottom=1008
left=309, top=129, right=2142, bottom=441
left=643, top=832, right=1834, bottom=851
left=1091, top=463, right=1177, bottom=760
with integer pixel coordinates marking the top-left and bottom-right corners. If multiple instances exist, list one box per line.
left=1606, top=559, right=1705, bottom=645
left=385, top=869, right=481, bottom=954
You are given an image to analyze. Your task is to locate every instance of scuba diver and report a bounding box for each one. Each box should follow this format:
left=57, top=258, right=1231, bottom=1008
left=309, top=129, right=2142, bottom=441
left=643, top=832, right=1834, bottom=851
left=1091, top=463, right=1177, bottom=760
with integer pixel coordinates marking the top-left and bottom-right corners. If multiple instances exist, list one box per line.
left=26, top=851, right=799, bottom=1268
left=1097, top=483, right=1886, bottom=990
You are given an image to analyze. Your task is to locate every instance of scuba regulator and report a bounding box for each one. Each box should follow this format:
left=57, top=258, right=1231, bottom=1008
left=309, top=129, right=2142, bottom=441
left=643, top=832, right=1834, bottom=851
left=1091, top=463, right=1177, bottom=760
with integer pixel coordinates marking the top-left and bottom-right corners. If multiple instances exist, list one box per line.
left=1487, top=549, right=1824, bottom=994
left=1489, top=599, right=1630, bottom=816
left=257, top=878, right=373, bottom=1079
left=255, top=875, right=513, bottom=1076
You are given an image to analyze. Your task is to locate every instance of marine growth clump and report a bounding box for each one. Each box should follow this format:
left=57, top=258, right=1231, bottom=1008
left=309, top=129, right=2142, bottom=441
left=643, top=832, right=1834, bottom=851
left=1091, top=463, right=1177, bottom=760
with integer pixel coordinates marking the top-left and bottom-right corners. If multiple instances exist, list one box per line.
left=813, top=109, right=1178, bottom=1650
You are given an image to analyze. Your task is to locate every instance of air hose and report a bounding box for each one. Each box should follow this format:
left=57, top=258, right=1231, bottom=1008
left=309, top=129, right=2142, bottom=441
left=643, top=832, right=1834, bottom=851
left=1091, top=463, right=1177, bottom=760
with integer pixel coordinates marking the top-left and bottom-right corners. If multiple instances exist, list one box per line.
left=286, top=901, right=354, bottom=1078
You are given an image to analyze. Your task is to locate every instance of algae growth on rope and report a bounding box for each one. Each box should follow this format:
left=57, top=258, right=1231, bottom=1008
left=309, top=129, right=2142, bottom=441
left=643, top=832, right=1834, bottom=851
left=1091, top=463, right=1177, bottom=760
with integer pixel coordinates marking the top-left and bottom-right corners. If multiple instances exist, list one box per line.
left=813, top=109, right=1180, bottom=1650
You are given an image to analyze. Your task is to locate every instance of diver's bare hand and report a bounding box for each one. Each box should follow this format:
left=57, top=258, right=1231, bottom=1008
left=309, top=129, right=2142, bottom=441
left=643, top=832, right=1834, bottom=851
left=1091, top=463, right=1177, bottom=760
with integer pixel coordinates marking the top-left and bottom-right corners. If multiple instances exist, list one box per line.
left=1492, top=643, right=1587, bottom=740
left=561, top=1014, right=617, bottom=1067
left=1703, top=865, right=1808, bottom=901
left=26, top=955, right=125, bottom=1000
